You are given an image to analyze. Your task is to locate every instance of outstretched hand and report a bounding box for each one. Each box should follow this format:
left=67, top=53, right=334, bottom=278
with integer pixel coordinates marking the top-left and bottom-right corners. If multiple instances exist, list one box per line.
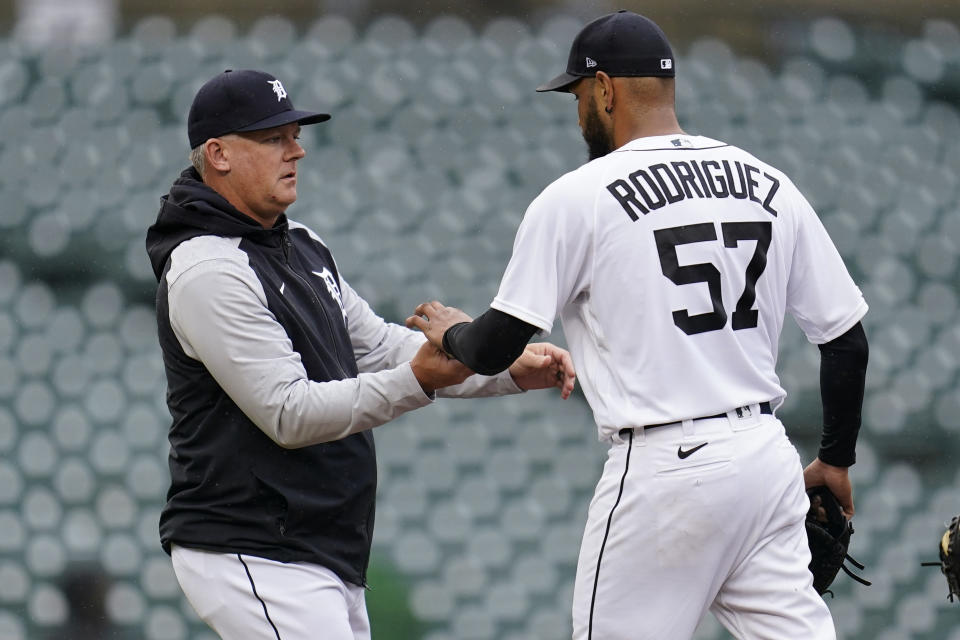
left=803, top=458, right=854, bottom=519
left=508, top=342, right=577, bottom=399
left=405, top=301, right=472, bottom=351
left=409, top=340, right=473, bottom=395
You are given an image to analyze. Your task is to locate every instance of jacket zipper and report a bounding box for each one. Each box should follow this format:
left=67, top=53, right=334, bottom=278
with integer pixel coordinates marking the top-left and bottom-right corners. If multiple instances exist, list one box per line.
left=281, top=230, right=349, bottom=379
left=282, top=229, right=371, bottom=585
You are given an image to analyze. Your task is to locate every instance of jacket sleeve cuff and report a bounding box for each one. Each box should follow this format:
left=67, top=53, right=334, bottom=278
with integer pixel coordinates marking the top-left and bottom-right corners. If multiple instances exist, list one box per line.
left=436, top=367, right=524, bottom=399
left=391, top=362, right=436, bottom=406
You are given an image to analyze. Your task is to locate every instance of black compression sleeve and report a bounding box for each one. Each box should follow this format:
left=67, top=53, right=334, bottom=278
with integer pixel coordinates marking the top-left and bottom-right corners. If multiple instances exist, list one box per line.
left=441, top=309, right=541, bottom=375
left=817, top=321, right=868, bottom=467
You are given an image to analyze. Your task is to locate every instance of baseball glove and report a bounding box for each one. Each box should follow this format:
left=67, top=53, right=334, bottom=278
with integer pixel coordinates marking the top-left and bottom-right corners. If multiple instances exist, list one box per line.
left=805, top=485, right=871, bottom=596
left=921, top=515, right=960, bottom=601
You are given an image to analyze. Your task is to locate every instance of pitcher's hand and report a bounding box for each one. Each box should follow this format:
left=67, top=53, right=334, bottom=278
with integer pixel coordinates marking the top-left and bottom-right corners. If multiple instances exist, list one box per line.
left=405, top=301, right=472, bottom=351
left=803, top=458, right=854, bottom=519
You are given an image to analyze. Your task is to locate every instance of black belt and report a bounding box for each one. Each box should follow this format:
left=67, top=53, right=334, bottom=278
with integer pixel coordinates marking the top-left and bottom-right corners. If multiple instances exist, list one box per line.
left=619, top=402, right=772, bottom=438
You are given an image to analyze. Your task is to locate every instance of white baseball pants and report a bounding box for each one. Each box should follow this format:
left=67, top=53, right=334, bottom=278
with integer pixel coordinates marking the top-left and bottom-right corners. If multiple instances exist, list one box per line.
left=572, top=405, right=836, bottom=640
left=171, top=544, right=371, bottom=640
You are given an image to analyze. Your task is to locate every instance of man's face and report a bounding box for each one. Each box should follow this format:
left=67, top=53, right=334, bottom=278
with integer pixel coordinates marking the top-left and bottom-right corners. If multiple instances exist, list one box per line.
left=571, top=80, right=614, bottom=161
left=219, top=122, right=305, bottom=225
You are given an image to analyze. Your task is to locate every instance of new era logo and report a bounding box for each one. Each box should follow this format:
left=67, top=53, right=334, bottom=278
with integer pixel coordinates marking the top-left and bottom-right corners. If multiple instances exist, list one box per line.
left=585, top=57, right=597, bottom=68
left=661, top=58, right=673, bottom=70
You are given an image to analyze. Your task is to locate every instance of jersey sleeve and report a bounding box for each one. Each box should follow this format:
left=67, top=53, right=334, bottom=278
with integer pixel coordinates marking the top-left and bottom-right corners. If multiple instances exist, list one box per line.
left=491, top=178, right=593, bottom=335
left=785, top=189, right=868, bottom=344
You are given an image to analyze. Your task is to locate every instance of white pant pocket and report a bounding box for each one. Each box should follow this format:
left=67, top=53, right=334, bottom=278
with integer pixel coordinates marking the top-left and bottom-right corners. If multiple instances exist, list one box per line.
left=653, top=458, right=737, bottom=568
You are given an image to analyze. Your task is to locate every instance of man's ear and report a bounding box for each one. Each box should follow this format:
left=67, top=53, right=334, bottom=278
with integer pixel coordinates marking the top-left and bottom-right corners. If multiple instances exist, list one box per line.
left=205, top=138, right=230, bottom=173
left=595, top=70, right=615, bottom=115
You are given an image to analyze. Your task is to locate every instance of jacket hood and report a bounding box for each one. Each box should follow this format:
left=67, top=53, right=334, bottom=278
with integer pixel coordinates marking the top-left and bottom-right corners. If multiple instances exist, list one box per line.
left=146, top=167, right=288, bottom=281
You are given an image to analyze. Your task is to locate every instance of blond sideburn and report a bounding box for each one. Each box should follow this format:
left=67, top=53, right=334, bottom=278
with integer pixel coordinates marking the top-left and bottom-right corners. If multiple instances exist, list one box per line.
left=190, top=145, right=205, bottom=177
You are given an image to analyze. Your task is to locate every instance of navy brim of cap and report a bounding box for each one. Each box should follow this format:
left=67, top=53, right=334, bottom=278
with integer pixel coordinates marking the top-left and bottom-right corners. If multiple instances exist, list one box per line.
left=536, top=71, right=583, bottom=93
left=234, top=108, right=331, bottom=133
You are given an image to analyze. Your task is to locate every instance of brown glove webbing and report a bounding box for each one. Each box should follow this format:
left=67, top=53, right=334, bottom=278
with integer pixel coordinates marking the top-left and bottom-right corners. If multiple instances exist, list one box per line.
left=922, top=516, right=960, bottom=602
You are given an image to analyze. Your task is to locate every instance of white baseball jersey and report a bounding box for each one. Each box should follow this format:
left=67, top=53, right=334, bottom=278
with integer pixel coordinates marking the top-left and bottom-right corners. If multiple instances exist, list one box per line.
left=492, top=134, right=867, bottom=440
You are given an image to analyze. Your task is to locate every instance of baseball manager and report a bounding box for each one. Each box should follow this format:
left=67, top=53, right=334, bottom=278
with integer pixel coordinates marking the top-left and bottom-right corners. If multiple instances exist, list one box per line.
left=146, top=69, right=575, bottom=640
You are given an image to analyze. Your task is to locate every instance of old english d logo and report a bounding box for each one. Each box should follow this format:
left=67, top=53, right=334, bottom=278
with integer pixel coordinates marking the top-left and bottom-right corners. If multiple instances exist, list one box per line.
left=268, top=79, right=288, bottom=101
left=312, top=268, right=346, bottom=321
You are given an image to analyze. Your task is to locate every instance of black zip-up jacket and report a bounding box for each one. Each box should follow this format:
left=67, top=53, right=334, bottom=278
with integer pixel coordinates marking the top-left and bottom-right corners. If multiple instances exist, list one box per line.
left=146, top=168, right=521, bottom=584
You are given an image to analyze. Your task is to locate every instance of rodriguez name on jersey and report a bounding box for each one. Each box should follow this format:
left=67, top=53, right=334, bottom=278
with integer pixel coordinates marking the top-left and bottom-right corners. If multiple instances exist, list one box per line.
left=605, top=152, right=781, bottom=221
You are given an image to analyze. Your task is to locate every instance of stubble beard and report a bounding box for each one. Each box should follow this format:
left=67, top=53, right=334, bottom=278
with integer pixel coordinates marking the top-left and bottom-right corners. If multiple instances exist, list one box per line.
left=581, top=97, right=614, bottom=161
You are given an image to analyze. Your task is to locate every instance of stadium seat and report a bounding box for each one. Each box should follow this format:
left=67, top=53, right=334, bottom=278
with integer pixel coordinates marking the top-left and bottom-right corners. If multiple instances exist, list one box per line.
left=440, top=554, right=488, bottom=599
left=411, top=582, right=456, bottom=622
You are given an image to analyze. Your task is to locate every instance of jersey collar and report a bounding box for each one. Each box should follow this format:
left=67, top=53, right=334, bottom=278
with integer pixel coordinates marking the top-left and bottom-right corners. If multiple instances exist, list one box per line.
left=614, top=134, right=723, bottom=153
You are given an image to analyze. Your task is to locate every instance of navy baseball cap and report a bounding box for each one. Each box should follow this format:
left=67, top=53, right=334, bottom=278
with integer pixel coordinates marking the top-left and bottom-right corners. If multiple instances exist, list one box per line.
left=537, top=10, right=675, bottom=92
left=187, top=69, right=331, bottom=149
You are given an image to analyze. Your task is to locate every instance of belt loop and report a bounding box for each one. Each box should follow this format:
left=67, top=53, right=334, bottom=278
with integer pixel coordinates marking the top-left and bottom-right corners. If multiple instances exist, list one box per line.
left=616, top=428, right=645, bottom=446
left=680, top=418, right=694, bottom=438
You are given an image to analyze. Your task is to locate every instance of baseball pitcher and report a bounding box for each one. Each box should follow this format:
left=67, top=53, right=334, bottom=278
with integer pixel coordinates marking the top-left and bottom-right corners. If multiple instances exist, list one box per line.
left=408, top=11, right=868, bottom=640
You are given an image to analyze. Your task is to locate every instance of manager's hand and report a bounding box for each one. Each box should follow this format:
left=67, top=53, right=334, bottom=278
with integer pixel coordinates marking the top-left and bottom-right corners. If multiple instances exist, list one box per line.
left=405, top=300, right=472, bottom=351
left=409, top=340, right=472, bottom=395
left=508, top=343, right=577, bottom=399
